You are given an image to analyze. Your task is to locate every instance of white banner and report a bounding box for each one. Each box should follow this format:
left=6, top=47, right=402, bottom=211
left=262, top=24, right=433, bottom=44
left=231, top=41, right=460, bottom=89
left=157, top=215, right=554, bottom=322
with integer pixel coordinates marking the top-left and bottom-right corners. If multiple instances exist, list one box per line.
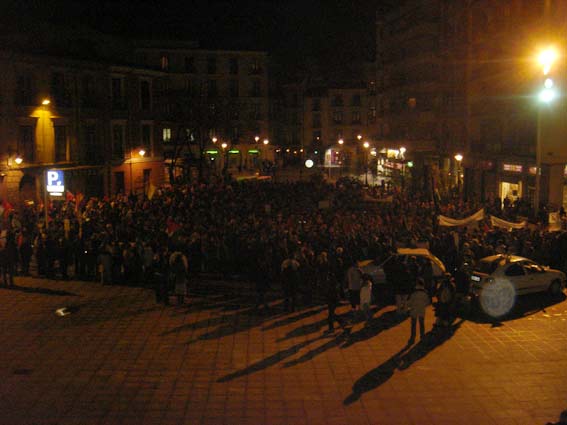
left=490, top=216, right=527, bottom=230
left=438, top=209, right=485, bottom=227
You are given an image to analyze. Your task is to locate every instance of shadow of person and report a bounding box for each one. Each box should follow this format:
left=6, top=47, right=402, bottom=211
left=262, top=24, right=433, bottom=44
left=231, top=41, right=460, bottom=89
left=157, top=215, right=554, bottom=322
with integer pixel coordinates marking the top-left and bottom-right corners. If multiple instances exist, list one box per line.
left=217, top=335, right=325, bottom=382
left=340, top=310, right=408, bottom=349
left=3, top=284, right=79, bottom=297
left=343, top=319, right=464, bottom=405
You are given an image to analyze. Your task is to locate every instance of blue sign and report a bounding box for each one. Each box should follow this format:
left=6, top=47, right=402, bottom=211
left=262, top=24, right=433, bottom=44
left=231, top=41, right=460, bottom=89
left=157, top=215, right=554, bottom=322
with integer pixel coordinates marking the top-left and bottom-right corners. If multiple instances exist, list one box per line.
left=46, top=170, right=64, bottom=195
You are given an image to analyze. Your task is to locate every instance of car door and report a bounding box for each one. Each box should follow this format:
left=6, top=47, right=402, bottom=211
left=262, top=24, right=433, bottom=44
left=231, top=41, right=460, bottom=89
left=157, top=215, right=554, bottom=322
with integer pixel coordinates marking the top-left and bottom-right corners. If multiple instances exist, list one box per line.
left=521, top=261, right=546, bottom=293
left=503, top=262, right=529, bottom=295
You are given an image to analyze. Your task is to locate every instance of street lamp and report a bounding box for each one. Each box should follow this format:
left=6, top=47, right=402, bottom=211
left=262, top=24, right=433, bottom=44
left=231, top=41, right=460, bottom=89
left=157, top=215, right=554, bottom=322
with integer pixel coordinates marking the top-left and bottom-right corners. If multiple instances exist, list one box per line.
left=338, top=138, right=344, bottom=145
left=363, top=142, right=370, bottom=185
left=41, top=99, right=50, bottom=106
left=535, top=47, right=559, bottom=215
left=357, top=134, right=362, bottom=141
left=454, top=154, right=463, bottom=196
left=139, top=149, right=146, bottom=157
left=14, top=155, right=23, bottom=165
left=212, top=137, right=218, bottom=144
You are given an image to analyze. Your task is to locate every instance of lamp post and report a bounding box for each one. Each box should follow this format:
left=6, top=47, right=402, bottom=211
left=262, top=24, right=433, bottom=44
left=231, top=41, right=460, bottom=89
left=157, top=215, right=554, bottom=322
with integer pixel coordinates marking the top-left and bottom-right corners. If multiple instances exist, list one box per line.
left=454, top=153, right=463, bottom=197
left=535, top=47, right=558, bottom=216
left=363, top=141, right=370, bottom=185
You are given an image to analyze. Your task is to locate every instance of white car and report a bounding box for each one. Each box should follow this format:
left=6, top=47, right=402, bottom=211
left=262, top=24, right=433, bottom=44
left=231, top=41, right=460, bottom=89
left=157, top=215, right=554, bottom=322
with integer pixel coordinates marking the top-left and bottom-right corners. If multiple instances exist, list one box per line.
left=358, top=248, right=447, bottom=286
left=470, top=255, right=566, bottom=297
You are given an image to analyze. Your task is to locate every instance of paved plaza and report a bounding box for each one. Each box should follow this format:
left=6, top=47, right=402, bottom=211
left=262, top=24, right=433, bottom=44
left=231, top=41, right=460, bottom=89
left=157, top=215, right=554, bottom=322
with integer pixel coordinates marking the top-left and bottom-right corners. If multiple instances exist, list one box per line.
left=0, top=276, right=566, bottom=425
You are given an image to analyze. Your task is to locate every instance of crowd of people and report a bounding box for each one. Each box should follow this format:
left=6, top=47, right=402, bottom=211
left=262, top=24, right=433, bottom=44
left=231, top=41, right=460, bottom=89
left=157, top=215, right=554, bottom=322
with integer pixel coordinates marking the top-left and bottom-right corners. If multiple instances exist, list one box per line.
left=0, top=177, right=566, bottom=330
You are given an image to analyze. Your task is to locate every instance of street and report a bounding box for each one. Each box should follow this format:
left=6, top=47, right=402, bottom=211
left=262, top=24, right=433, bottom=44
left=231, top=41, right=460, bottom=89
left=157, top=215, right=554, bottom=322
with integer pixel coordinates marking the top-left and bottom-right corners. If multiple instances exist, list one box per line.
left=0, top=276, right=566, bottom=425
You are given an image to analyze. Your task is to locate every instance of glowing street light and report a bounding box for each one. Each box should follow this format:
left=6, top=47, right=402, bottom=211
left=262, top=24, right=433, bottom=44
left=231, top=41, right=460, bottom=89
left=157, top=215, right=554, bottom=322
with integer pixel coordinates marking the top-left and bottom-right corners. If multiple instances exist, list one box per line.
left=255, top=136, right=260, bottom=143
left=14, top=155, right=23, bottom=165
left=357, top=134, right=362, bottom=141
left=221, top=142, right=228, bottom=149
left=139, top=149, right=146, bottom=157
left=338, top=138, right=344, bottom=145
left=454, top=153, right=463, bottom=162
left=263, top=139, right=269, bottom=145
left=538, top=48, right=558, bottom=75
left=42, top=99, right=51, bottom=106
left=212, top=137, right=218, bottom=143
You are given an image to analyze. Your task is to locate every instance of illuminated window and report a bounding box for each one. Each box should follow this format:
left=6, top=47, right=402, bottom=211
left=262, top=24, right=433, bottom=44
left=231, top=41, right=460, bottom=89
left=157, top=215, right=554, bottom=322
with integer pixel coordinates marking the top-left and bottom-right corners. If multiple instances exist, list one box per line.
left=162, top=128, right=171, bottom=143
left=160, top=54, right=169, bottom=71
left=503, top=164, right=522, bottom=172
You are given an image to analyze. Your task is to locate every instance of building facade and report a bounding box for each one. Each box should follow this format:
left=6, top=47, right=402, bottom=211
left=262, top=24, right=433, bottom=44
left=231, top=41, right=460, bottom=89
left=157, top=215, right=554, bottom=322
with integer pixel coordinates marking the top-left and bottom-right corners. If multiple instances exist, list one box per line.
left=135, top=42, right=271, bottom=180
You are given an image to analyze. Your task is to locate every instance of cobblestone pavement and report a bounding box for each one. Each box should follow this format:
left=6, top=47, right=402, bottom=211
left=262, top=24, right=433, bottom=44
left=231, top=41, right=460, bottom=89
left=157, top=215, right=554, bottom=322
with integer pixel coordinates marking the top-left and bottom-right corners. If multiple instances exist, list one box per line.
left=0, top=276, right=566, bottom=425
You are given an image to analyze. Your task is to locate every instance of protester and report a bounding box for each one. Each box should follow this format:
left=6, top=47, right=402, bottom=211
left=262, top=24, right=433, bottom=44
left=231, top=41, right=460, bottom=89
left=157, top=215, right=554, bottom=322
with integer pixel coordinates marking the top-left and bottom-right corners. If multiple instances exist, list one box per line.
left=169, top=250, right=189, bottom=305
left=407, top=278, right=431, bottom=345
left=360, top=274, right=373, bottom=324
left=346, top=259, right=363, bottom=313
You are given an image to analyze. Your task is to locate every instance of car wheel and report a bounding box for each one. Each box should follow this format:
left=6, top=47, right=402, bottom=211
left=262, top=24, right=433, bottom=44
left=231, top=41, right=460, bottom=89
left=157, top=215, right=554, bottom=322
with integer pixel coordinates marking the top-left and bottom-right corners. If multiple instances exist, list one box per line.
left=548, top=279, right=563, bottom=297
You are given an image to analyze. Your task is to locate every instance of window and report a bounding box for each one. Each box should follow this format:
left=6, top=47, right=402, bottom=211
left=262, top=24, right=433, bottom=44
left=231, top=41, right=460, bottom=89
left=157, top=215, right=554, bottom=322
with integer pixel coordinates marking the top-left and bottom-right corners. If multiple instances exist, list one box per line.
left=368, top=106, right=377, bottom=123
left=184, top=57, right=195, bottom=73
left=312, top=98, right=321, bottom=111
left=162, top=127, right=172, bottom=143
left=112, top=124, right=125, bottom=158
left=230, top=80, right=239, bottom=98
left=352, top=94, right=361, bottom=106
left=83, top=125, right=101, bottom=163
left=141, top=124, right=152, bottom=154
left=114, top=171, right=125, bottom=194
left=229, top=58, right=239, bottom=75
left=251, top=80, right=261, bottom=97
left=312, top=113, right=321, bottom=128
left=51, top=72, right=69, bottom=107
left=251, top=103, right=261, bottom=120
left=352, top=111, right=361, bottom=124
left=207, top=80, right=217, bottom=97
left=505, top=263, right=525, bottom=277
left=15, top=73, right=34, bottom=106
left=54, top=126, right=67, bottom=162
left=332, top=111, right=343, bottom=124
left=185, top=79, right=192, bottom=95
left=332, top=95, right=344, bottom=107
left=369, top=81, right=376, bottom=96
left=18, top=126, right=35, bottom=163
left=140, top=80, right=151, bottom=110
left=207, top=57, right=217, bottom=74
left=250, top=58, right=262, bottom=74
left=111, top=78, right=124, bottom=109
left=81, top=75, right=96, bottom=108
left=160, top=54, right=169, bottom=71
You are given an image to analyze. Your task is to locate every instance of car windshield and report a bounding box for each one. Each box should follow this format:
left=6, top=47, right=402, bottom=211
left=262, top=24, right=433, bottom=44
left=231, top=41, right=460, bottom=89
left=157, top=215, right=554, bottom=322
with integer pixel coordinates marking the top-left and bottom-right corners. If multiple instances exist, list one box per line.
left=477, top=259, right=500, bottom=275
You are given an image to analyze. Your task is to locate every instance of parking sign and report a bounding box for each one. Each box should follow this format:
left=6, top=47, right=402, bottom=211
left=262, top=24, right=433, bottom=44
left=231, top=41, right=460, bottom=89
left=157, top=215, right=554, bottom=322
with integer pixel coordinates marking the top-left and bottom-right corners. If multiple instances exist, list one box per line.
left=46, top=170, right=64, bottom=195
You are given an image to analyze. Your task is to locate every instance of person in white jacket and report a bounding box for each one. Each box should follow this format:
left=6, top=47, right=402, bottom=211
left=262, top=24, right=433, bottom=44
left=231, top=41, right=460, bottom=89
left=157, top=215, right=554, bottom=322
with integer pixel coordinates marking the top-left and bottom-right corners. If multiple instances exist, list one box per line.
left=407, top=278, right=430, bottom=344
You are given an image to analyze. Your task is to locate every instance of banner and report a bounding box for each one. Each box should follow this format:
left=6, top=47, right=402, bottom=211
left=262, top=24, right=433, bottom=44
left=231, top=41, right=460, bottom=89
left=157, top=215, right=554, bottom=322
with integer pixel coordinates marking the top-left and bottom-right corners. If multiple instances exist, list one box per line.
left=490, top=216, right=527, bottom=230
left=438, top=209, right=484, bottom=227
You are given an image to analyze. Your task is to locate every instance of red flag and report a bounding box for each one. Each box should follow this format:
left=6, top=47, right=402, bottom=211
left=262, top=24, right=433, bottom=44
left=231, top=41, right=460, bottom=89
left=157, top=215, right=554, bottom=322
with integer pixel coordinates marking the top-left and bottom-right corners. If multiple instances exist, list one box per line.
left=166, top=217, right=181, bottom=236
left=2, top=200, right=14, bottom=217
left=75, top=192, right=84, bottom=213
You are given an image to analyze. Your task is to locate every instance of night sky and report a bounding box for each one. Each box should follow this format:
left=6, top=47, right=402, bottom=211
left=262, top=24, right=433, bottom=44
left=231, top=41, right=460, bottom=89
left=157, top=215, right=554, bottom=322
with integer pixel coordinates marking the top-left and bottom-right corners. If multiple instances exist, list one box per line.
left=1, top=0, right=398, bottom=75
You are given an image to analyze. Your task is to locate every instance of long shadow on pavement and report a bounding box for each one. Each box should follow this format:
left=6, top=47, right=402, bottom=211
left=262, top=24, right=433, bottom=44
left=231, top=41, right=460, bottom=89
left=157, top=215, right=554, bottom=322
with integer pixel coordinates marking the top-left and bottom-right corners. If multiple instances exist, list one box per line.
left=340, top=310, right=408, bottom=349
left=343, top=319, right=464, bottom=405
left=217, top=334, right=327, bottom=382
left=262, top=307, right=326, bottom=331
left=0, top=284, right=79, bottom=297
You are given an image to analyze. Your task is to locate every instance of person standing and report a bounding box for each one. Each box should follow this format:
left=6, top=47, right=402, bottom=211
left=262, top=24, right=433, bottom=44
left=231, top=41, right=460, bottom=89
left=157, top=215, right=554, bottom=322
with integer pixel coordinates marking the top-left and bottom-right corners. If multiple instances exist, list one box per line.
left=169, top=250, right=189, bottom=305
left=280, top=252, right=300, bottom=312
left=407, top=278, right=431, bottom=345
left=346, top=259, right=363, bottom=313
left=360, top=274, right=373, bottom=324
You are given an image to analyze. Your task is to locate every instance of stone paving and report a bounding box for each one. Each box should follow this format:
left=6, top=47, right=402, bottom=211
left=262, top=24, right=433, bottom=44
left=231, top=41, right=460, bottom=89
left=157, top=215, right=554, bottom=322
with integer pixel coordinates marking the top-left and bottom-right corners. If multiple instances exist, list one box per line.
left=0, top=276, right=566, bottom=425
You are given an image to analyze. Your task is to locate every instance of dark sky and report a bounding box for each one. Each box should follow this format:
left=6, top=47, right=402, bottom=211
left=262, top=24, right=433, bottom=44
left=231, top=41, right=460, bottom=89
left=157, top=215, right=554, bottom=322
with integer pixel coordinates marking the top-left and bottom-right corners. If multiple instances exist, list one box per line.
left=1, top=0, right=396, bottom=73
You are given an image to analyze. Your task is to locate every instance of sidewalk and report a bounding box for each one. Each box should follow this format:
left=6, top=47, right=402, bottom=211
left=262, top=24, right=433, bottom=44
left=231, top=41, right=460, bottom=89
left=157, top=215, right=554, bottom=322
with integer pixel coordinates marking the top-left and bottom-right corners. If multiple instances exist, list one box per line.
left=0, top=276, right=565, bottom=424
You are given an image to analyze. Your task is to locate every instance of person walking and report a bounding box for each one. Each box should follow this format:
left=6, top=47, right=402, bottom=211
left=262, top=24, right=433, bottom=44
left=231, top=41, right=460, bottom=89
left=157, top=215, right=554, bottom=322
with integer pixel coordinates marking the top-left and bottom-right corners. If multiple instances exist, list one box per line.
left=169, top=250, right=189, bottom=305
left=407, top=278, right=431, bottom=345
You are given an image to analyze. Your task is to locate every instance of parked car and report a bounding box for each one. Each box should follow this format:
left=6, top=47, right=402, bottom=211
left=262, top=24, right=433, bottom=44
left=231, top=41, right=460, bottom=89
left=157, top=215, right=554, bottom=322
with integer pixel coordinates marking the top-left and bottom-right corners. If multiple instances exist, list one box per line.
left=358, top=248, right=447, bottom=302
left=470, top=255, right=566, bottom=298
